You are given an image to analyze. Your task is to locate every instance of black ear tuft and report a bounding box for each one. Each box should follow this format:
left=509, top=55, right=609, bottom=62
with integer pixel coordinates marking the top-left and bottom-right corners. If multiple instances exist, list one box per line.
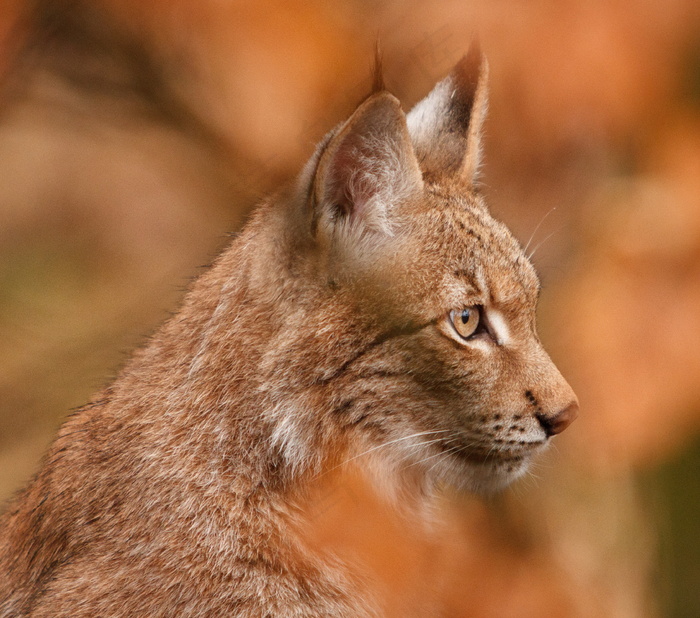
left=372, top=40, right=386, bottom=94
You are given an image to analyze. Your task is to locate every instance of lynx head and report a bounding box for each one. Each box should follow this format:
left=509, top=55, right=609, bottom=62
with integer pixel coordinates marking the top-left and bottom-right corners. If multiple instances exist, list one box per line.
left=264, top=45, right=578, bottom=493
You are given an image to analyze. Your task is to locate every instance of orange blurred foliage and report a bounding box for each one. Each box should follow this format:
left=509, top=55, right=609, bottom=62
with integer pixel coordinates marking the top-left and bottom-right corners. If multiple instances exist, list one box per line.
left=1, top=0, right=699, bottom=615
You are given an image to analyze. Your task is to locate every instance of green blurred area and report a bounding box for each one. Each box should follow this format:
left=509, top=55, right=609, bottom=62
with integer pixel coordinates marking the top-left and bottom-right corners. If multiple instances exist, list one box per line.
left=646, top=436, right=700, bottom=618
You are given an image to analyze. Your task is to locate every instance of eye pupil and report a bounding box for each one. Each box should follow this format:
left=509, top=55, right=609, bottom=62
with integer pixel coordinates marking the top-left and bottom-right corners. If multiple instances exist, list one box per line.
left=449, top=306, right=483, bottom=341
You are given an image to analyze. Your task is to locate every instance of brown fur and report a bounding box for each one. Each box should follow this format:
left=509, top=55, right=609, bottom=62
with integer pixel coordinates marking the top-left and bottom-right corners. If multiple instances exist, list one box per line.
left=0, top=49, right=577, bottom=616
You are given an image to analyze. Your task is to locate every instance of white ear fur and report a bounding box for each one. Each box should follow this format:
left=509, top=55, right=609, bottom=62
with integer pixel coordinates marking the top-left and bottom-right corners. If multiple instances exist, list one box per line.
left=312, top=92, right=423, bottom=238
left=406, top=44, right=488, bottom=184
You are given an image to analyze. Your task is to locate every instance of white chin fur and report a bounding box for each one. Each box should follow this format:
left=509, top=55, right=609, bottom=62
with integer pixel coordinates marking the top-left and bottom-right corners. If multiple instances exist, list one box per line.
left=435, top=456, right=533, bottom=495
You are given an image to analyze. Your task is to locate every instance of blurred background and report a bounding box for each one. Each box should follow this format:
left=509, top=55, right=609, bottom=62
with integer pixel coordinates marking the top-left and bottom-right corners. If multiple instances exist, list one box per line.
left=0, top=0, right=698, bottom=615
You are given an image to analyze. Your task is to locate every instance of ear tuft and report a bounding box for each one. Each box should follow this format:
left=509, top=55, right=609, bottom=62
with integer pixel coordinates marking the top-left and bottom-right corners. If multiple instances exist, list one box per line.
left=406, top=40, right=488, bottom=184
left=371, top=40, right=386, bottom=94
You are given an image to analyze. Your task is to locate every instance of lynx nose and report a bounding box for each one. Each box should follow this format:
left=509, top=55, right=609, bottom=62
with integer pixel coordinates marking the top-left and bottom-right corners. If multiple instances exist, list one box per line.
left=536, top=401, right=579, bottom=437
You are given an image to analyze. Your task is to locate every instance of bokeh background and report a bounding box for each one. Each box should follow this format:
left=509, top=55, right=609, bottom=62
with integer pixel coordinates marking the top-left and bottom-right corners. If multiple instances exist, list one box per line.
left=0, top=0, right=699, bottom=615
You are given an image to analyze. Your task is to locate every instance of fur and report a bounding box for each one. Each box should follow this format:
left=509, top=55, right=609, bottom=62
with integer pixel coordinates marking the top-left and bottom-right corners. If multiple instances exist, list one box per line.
left=0, top=48, right=577, bottom=616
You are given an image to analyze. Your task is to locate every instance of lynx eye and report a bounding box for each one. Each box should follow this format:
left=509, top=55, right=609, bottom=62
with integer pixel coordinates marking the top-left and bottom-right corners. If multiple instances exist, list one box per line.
left=449, top=306, right=484, bottom=340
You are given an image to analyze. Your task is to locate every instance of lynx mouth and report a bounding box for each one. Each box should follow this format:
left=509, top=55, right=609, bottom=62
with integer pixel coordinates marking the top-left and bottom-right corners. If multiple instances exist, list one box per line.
left=430, top=439, right=538, bottom=493
left=439, top=437, right=546, bottom=467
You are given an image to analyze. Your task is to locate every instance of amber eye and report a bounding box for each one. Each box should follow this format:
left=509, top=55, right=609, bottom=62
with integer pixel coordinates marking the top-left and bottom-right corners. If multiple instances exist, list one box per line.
left=449, top=306, right=483, bottom=340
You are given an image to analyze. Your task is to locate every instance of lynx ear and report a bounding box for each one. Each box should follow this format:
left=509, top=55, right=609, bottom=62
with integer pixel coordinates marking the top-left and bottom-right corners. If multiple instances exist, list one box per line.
left=311, top=92, right=423, bottom=238
left=406, top=43, right=488, bottom=184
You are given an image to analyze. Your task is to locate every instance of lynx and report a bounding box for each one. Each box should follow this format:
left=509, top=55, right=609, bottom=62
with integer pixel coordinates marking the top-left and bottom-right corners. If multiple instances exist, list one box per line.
left=0, top=46, right=577, bottom=617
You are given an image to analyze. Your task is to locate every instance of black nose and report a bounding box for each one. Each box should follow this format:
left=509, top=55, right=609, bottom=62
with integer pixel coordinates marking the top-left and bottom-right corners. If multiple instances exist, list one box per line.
left=537, top=401, right=579, bottom=437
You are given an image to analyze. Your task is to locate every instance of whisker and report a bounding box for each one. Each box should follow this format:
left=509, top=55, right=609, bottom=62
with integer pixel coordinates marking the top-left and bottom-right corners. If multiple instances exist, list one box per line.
left=318, top=429, right=453, bottom=478
left=395, top=435, right=455, bottom=458
left=522, top=469, right=542, bottom=489
left=426, top=450, right=454, bottom=476
left=402, top=447, right=455, bottom=470
left=401, top=436, right=478, bottom=471
left=523, top=206, right=557, bottom=255
left=528, top=230, right=558, bottom=261
left=480, top=441, right=499, bottom=461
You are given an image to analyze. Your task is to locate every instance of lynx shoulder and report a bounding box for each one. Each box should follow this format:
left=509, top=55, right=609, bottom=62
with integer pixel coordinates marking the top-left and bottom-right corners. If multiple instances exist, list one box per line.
left=0, top=46, right=577, bottom=617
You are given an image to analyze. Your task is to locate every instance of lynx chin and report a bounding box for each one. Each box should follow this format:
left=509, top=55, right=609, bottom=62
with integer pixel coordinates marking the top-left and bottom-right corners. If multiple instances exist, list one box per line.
left=0, top=44, right=577, bottom=617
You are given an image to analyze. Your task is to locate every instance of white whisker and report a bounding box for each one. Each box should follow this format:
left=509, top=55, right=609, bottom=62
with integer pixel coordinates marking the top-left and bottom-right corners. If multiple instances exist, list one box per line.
left=401, top=436, right=475, bottom=471
left=402, top=447, right=453, bottom=470
left=523, top=206, right=557, bottom=255
left=317, top=428, right=453, bottom=478
left=528, top=230, right=557, bottom=261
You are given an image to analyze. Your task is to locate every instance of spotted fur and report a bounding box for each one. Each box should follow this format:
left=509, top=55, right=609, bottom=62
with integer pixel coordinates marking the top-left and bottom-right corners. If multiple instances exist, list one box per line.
left=0, top=46, right=577, bottom=617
